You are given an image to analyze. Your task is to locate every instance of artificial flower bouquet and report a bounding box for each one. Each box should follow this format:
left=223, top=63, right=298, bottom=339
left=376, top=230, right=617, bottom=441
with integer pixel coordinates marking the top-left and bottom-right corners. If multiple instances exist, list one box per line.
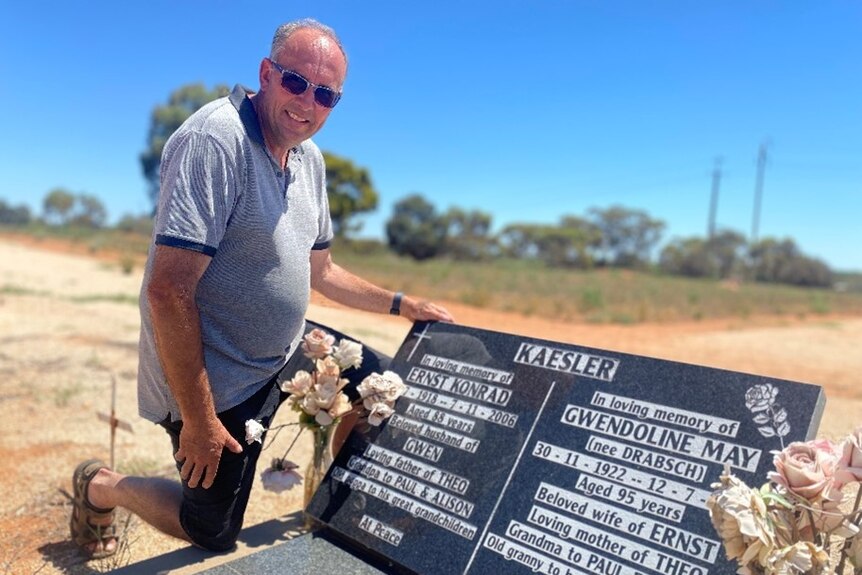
left=707, top=427, right=862, bottom=575
left=244, top=328, right=407, bottom=496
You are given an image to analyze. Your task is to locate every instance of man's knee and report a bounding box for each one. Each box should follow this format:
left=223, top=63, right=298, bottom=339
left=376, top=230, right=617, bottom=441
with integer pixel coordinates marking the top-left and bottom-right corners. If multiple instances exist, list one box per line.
left=190, top=530, right=241, bottom=553
left=177, top=451, right=254, bottom=553
left=180, top=503, right=243, bottom=552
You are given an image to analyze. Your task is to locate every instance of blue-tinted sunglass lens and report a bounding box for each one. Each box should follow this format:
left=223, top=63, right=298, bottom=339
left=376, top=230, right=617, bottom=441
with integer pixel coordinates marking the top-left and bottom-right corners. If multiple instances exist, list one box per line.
left=281, top=71, right=309, bottom=95
left=313, top=87, right=339, bottom=108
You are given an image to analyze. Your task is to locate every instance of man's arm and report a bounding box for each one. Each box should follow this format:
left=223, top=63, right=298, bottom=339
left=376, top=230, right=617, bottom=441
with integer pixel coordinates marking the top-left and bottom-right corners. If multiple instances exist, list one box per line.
left=146, top=245, right=243, bottom=489
left=309, top=248, right=454, bottom=322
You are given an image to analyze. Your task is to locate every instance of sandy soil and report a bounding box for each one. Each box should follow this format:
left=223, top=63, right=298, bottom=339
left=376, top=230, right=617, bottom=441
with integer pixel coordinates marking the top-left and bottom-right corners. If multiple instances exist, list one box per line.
left=1, top=237, right=860, bottom=574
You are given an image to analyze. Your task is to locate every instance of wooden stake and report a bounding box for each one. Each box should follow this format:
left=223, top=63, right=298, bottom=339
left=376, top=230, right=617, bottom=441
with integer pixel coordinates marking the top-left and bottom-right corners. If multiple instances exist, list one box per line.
left=96, top=375, right=134, bottom=469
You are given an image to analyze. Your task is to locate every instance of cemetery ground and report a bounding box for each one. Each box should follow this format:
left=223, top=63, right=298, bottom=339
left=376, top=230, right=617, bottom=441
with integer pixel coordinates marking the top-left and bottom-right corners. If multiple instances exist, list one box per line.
left=1, top=237, right=861, bottom=575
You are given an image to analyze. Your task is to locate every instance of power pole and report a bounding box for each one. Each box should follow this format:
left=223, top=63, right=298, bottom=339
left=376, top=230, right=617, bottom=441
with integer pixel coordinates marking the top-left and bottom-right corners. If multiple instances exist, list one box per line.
left=750, top=142, right=769, bottom=245
left=707, top=157, right=722, bottom=240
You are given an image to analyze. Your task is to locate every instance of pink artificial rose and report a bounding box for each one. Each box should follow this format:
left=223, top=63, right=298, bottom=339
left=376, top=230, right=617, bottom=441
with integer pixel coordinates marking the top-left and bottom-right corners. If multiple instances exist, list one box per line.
left=767, top=439, right=840, bottom=501
left=280, top=370, right=313, bottom=397
left=302, top=328, right=335, bottom=359
left=315, top=356, right=344, bottom=388
left=836, top=426, right=862, bottom=486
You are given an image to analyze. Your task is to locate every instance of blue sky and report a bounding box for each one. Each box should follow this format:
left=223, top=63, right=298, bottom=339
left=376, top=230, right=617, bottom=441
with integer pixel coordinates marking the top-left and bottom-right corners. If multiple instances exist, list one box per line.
left=2, top=1, right=860, bottom=270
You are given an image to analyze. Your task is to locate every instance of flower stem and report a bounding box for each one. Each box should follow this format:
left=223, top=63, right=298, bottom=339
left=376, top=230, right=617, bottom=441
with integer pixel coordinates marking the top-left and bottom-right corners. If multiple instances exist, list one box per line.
left=836, top=487, right=862, bottom=575
left=805, top=507, right=820, bottom=544
left=278, top=427, right=305, bottom=461
left=261, top=421, right=300, bottom=451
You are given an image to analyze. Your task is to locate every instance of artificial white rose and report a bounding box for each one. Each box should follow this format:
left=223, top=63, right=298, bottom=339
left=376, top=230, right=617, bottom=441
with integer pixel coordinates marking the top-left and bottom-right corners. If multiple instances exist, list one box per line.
left=358, top=371, right=407, bottom=402
left=357, top=372, right=385, bottom=398
left=332, top=339, right=363, bottom=370
left=706, top=470, right=775, bottom=568
left=244, top=419, right=266, bottom=445
left=380, top=371, right=407, bottom=400
left=767, top=542, right=831, bottom=575
left=367, top=402, right=395, bottom=426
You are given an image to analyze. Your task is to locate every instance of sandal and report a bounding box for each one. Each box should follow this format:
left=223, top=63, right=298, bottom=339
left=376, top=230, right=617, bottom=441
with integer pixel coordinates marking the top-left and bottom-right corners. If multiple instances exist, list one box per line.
left=70, top=459, right=117, bottom=559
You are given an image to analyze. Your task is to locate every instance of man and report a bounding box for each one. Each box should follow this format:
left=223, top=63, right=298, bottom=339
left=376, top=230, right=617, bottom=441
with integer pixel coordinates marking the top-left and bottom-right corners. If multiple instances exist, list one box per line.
left=69, top=18, right=453, bottom=557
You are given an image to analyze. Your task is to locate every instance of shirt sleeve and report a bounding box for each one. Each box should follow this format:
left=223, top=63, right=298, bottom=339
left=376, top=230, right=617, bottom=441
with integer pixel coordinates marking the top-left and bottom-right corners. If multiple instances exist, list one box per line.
left=308, top=143, right=334, bottom=250
left=154, top=130, right=239, bottom=256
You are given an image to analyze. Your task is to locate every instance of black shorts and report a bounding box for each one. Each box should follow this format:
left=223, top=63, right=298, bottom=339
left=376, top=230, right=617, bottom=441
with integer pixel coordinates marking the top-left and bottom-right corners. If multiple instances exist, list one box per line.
left=158, top=320, right=391, bottom=551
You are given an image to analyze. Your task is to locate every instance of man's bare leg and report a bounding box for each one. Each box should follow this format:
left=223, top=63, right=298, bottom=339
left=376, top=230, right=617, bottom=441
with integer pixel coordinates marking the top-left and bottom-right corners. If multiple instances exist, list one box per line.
left=83, top=468, right=191, bottom=554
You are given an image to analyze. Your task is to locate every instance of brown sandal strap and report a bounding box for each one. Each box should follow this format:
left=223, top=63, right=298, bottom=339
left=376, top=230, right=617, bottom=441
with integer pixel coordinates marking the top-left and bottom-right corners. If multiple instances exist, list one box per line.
left=72, top=459, right=114, bottom=515
left=70, top=459, right=118, bottom=558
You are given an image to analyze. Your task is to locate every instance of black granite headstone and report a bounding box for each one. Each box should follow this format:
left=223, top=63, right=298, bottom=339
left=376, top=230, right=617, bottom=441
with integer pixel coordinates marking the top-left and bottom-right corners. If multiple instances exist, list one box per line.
left=307, top=322, right=825, bottom=575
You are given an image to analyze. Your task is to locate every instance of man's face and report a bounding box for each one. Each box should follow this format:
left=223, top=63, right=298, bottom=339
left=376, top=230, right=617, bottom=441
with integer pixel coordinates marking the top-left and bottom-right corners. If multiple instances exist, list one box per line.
left=256, top=28, right=347, bottom=153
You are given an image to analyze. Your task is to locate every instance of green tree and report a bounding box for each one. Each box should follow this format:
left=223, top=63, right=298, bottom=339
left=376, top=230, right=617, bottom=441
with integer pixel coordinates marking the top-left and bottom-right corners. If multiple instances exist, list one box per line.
left=323, top=152, right=379, bottom=238
left=559, top=215, right=602, bottom=265
left=706, top=229, right=748, bottom=278
left=588, top=205, right=665, bottom=268
left=443, top=207, right=495, bottom=260
left=140, top=83, right=230, bottom=209
left=498, top=218, right=597, bottom=268
left=659, top=237, right=711, bottom=277
left=749, top=238, right=832, bottom=287
left=116, top=212, right=155, bottom=235
left=659, top=230, right=747, bottom=279
left=497, top=223, right=541, bottom=259
left=70, top=194, right=108, bottom=228
left=534, top=226, right=595, bottom=268
left=42, top=188, right=76, bottom=225
left=385, top=194, right=447, bottom=260
left=0, top=199, right=32, bottom=225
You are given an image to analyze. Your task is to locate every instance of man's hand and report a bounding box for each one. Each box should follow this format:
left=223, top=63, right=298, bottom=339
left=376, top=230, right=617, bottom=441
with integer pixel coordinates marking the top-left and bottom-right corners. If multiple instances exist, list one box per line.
left=402, top=297, right=455, bottom=323
left=175, top=417, right=243, bottom=489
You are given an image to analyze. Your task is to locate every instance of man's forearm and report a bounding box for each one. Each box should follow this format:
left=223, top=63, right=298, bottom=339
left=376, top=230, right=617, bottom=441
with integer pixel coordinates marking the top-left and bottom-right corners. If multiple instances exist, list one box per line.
left=311, top=262, right=396, bottom=314
left=148, top=289, right=217, bottom=424
left=310, top=256, right=454, bottom=323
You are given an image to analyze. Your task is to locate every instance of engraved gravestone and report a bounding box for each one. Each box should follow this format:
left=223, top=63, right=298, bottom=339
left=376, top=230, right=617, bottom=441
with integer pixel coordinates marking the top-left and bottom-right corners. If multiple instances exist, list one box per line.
left=307, top=321, right=825, bottom=575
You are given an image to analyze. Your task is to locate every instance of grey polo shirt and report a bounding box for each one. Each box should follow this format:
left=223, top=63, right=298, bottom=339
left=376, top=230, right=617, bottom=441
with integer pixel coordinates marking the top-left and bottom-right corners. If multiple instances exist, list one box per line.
left=137, top=84, right=333, bottom=423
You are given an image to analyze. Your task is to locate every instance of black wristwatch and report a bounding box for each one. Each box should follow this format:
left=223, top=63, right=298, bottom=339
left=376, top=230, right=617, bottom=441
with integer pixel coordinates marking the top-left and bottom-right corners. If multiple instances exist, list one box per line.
left=389, top=291, right=403, bottom=315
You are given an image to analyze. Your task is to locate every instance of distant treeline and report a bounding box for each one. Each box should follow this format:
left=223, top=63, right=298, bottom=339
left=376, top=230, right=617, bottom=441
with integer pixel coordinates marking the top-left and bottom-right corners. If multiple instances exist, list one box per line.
left=382, top=194, right=833, bottom=288
left=1, top=189, right=835, bottom=290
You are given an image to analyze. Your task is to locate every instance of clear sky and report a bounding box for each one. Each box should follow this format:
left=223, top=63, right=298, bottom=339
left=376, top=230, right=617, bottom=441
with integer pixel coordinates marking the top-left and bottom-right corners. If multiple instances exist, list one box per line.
left=2, top=1, right=860, bottom=270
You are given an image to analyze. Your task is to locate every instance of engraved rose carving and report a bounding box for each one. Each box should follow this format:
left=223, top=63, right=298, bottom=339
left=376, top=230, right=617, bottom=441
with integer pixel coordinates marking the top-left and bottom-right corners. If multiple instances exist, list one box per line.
left=745, top=383, right=779, bottom=412
left=744, top=383, right=790, bottom=443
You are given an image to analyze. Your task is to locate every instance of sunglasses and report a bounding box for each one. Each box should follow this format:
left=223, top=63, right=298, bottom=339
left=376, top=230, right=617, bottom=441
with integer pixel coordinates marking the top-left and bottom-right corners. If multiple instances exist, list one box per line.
left=268, top=59, right=342, bottom=109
